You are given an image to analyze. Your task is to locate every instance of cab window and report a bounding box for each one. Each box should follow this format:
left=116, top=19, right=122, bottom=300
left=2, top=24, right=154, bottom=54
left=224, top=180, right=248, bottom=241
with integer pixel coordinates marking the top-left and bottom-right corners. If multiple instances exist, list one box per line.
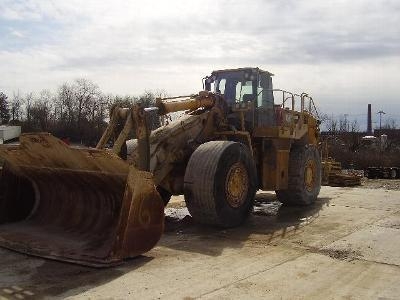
left=217, top=79, right=226, bottom=95
left=235, top=81, right=253, bottom=102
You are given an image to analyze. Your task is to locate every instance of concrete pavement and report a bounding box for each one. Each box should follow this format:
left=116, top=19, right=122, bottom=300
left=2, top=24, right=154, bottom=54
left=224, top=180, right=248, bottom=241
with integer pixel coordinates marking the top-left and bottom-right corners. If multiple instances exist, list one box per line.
left=0, top=186, right=399, bottom=300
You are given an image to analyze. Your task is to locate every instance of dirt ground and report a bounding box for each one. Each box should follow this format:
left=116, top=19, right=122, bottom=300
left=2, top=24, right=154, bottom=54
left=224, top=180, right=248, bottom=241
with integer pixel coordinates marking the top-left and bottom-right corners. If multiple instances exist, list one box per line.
left=0, top=185, right=399, bottom=300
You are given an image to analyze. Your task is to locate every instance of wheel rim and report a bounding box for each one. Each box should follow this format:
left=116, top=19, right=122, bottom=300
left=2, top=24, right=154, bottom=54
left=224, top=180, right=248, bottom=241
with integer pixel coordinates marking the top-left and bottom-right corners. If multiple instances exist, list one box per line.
left=225, top=162, right=249, bottom=208
left=304, top=159, right=317, bottom=192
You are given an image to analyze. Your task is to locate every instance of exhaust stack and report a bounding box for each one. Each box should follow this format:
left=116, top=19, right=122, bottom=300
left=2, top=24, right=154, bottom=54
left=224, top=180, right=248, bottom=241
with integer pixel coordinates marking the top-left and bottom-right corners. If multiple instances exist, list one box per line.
left=367, top=104, right=372, bottom=135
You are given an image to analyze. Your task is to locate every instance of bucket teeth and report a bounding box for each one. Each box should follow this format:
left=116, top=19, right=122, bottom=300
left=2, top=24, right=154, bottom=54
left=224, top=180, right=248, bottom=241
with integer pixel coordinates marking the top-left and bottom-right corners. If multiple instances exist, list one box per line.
left=0, top=133, right=164, bottom=267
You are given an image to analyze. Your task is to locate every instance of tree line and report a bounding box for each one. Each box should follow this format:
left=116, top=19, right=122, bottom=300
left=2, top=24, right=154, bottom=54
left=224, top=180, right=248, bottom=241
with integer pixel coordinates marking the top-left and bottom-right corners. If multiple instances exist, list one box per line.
left=320, top=113, right=397, bottom=134
left=0, top=79, right=166, bottom=146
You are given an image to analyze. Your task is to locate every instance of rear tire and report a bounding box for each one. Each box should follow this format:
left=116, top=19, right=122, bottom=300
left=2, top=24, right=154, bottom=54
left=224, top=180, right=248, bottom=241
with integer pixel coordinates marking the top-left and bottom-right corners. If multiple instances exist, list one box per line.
left=276, top=145, right=321, bottom=206
left=184, top=141, right=257, bottom=227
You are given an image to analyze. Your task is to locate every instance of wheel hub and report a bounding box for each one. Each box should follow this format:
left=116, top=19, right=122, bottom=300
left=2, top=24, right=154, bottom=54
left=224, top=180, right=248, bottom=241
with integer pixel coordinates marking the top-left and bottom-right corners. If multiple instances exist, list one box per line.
left=304, top=159, right=317, bottom=192
left=225, top=162, right=249, bottom=208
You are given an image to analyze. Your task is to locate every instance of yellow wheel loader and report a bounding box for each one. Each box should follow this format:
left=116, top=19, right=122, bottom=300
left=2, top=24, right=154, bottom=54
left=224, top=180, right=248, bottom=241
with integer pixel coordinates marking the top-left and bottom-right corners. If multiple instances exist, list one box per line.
left=0, top=67, right=321, bottom=266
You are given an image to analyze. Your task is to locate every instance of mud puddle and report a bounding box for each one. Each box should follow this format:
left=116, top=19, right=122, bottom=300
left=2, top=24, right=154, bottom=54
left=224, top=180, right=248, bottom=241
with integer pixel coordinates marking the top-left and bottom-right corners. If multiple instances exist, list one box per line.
left=165, top=198, right=281, bottom=223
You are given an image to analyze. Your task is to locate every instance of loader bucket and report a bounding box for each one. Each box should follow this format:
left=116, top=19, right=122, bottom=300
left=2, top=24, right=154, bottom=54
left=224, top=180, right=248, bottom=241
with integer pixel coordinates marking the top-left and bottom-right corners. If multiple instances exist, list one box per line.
left=0, top=133, right=164, bottom=267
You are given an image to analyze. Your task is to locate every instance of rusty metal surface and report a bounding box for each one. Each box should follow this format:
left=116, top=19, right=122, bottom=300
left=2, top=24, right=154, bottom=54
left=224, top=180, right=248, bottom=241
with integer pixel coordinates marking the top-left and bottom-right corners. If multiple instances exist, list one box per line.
left=0, top=133, right=164, bottom=267
left=127, top=113, right=210, bottom=195
left=322, top=159, right=362, bottom=187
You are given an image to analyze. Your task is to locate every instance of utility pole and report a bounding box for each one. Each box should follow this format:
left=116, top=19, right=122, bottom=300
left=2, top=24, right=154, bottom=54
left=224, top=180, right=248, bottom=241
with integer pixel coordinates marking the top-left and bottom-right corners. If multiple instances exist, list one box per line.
left=377, top=110, right=386, bottom=131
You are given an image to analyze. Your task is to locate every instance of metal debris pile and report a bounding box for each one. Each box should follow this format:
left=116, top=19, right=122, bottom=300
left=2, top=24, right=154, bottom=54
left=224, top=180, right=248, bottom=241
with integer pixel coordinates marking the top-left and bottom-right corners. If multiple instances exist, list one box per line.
left=322, top=158, right=362, bottom=187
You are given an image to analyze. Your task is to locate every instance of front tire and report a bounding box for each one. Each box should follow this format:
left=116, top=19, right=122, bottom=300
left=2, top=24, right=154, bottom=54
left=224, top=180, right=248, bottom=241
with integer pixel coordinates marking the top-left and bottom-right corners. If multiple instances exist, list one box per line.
left=276, top=145, right=321, bottom=206
left=184, top=141, right=257, bottom=227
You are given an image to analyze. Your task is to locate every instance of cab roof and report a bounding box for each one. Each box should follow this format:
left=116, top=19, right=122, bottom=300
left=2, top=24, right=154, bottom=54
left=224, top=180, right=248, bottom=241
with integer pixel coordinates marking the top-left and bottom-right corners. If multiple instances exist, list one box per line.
left=211, top=67, right=274, bottom=76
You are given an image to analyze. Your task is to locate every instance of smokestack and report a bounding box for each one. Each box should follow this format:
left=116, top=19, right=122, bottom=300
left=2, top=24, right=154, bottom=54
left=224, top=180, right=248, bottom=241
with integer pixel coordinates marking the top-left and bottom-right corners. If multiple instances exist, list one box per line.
left=367, top=104, right=372, bottom=135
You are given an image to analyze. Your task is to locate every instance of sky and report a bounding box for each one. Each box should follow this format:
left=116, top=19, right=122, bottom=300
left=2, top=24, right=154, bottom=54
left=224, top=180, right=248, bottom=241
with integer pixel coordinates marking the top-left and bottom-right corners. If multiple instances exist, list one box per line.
left=0, top=0, right=399, bottom=130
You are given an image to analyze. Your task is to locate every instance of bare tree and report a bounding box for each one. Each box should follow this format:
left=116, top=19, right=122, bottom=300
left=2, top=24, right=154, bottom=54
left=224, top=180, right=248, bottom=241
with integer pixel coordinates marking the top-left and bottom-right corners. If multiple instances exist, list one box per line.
left=5, top=77, right=167, bottom=144
left=29, top=90, right=54, bottom=131
left=10, top=91, right=23, bottom=122
left=319, top=113, right=330, bottom=127
left=339, top=115, right=350, bottom=132
left=111, top=95, right=135, bottom=108
left=326, top=116, right=338, bottom=135
left=350, top=119, right=360, bottom=133
left=383, top=118, right=397, bottom=129
left=58, top=82, right=76, bottom=126
left=0, top=92, right=10, bottom=124
left=25, top=92, right=34, bottom=123
left=73, top=79, right=100, bottom=132
left=154, top=89, right=169, bottom=99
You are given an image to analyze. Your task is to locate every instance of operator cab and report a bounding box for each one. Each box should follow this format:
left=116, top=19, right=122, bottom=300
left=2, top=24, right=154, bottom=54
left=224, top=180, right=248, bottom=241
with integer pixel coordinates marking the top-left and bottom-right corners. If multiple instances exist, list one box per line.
left=204, top=67, right=276, bottom=129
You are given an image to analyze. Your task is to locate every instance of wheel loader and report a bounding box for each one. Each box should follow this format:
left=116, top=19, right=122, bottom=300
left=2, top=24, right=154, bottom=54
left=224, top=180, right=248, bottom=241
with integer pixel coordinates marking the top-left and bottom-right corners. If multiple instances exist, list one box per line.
left=0, top=67, right=321, bottom=267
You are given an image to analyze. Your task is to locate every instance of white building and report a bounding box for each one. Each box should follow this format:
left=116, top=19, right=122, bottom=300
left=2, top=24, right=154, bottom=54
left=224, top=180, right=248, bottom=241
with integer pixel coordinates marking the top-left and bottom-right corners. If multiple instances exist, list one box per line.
left=0, top=125, right=21, bottom=144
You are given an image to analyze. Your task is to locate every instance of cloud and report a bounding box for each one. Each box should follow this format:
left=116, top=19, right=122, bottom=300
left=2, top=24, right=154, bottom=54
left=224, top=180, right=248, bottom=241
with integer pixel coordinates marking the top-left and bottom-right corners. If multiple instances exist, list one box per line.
left=0, top=0, right=399, bottom=119
left=9, top=28, right=25, bottom=38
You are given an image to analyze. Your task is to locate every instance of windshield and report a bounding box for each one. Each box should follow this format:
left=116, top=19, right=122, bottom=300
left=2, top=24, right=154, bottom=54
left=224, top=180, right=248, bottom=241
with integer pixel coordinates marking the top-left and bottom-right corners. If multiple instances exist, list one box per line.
left=214, top=71, right=256, bottom=105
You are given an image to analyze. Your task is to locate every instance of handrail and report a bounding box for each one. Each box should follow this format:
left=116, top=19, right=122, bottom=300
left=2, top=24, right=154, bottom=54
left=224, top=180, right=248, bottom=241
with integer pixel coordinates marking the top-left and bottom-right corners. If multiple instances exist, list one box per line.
left=264, top=89, right=320, bottom=120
